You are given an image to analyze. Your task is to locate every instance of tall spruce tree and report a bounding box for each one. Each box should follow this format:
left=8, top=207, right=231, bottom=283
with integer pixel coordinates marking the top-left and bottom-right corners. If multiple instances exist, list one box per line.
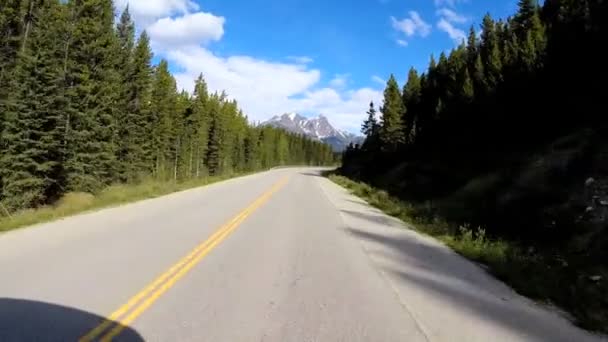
left=206, top=93, right=223, bottom=175
left=115, top=6, right=136, bottom=180
left=466, top=26, right=478, bottom=70
left=402, top=68, right=422, bottom=144
left=120, top=30, right=153, bottom=181
left=171, top=90, right=188, bottom=180
left=243, top=127, right=260, bottom=171
left=190, top=74, right=210, bottom=177
left=380, top=74, right=406, bottom=151
left=0, top=0, right=24, bottom=85
left=515, top=0, right=539, bottom=33
left=0, top=0, right=25, bottom=145
left=63, top=0, right=120, bottom=192
left=361, top=101, right=380, bottom=152
left=480, top=14, right=503, bottom=90
left=150, top=59, right=177, bottom=179
left=362, top=101, right=379, bottom=138
left=1, top=0, right=66, bottom=209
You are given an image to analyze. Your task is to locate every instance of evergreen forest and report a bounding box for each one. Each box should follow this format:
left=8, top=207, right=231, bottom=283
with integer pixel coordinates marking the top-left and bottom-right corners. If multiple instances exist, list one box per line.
left=0, top=0, right=334, bottom=212
left=341, top=0, right=608, bottom=329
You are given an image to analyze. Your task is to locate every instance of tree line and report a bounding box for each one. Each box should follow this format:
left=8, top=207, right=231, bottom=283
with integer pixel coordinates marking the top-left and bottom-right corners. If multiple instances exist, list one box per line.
left=0, top=0, right=334, bottom=211
left=343, top=0, right=607, bottom=238
left=345, top=0, right=605, bottom=189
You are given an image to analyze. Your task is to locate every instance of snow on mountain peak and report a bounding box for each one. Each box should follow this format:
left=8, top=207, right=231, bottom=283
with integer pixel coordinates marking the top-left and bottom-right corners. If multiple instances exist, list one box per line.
left=263, top=112, right=363, bottom=151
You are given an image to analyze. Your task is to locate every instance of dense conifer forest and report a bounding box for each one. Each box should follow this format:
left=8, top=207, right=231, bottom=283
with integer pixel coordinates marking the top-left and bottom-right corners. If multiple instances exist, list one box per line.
left=0, top=0, right=334, bottom=211
left=340, top=0, right=608, bottom=330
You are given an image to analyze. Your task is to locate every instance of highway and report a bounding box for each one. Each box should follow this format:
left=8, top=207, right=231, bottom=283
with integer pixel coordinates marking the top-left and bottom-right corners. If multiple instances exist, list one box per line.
left=0, top=168, right=602, bottom=341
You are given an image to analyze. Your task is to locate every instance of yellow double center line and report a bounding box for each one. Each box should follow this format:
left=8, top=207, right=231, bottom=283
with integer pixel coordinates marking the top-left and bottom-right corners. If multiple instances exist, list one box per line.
left=80, top=176, right=290, bottom=342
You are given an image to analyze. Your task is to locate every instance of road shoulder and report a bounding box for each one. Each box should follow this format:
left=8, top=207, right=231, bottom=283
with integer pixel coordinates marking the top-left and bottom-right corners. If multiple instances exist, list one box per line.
left=317, top=176, right=604, bottom=342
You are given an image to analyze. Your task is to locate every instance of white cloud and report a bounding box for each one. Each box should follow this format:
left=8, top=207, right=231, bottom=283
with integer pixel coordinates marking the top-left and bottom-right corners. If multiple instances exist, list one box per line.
left=329, top=74, right=349, bottom=88
left=391, top=11, right=432, bottom=38
left=148, top=12, right=225, bottom=48
left=287, top=56, right=314, bottom=64
left=372, top=75, right=385, bottom=85
left=436, top=8, right=468, bottom=23
left=290, top=88, right=383, bottom=132
left=166, top=46, right=380, bottom=132
left=396, top=39, right=409, bottom=47
left=114, top=0, right=199, bottom=25
left=144, top=7, right=381, bottom=133
left=433, top=0, right=468, bottom=8
left=437, top=18, right=466, bottom=43
left=169, top=47, right=320, bottom=102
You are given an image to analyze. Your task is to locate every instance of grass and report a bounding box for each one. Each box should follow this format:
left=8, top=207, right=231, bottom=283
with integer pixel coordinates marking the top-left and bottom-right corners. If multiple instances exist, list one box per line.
left=328, top=174, right=608, bottom=334
left=328, top=174, right=512, bottom=268
left=0, top=173, right=250, bottom=233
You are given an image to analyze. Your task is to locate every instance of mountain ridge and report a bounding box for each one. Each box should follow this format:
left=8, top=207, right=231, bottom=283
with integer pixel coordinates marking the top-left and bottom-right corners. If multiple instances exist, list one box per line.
left=263, top=113, right=363, bottom=151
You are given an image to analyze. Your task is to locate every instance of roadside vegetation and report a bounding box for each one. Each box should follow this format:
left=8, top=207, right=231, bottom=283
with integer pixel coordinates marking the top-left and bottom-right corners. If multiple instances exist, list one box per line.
left=329, top=174, right=607, bottom=333
left=336, top=0, right=607, bottom=332
left=0, top=1, right=334, bottom=224
left=0, top=172, right=252, bottom=232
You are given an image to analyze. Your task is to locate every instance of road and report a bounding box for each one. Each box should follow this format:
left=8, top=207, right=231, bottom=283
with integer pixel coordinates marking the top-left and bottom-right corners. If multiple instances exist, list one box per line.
left=0, top=168, right=603, bottom=341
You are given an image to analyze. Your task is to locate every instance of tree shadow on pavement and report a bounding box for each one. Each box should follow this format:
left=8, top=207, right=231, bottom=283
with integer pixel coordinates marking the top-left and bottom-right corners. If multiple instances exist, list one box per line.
left=341, top=209, right=405, bottom=229
left=299, top=171, right=323, bottom=177
left=299, top=168, right=338, bottom=178
left=339, top=209, right=603, bottom=341
left=0, top=298, right=144, bottom=341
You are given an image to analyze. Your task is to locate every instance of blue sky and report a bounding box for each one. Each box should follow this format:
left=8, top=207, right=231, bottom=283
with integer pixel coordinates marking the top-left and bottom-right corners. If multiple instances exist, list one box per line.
left=116, top=0, right=518, bottom=133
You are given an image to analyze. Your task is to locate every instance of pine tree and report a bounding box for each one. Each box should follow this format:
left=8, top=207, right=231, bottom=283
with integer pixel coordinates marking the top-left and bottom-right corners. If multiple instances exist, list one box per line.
left=0, top=0, right=23, bottom=82
left=171, top=90, right=188, bottom=180
left=361, top=101, right=379, bottom=138
left=230, top=109, right=248, bottom=172
left=480, top=14, right=503, bottom=90
left=116, top=7, right=134, bottom=57
left=1, top=0, right=66, bottom=209
left=429, top=54, right=437, bottom=69
left=515, top=0, right=539, bottom=33
left=402, top=67, right=421, bottom=143
left=461, top=69, right=474, bottom=103
left=218, top=98, right=239, bottom=173
left=361, top=101, right=380, bottom=152
left=518, top=8, right=545, bottom=72
left=472, top=53, right=486, bottom=92
left=0, top=0, right=25, bottom=142
left=243, top=127, right=260, bottom=171
left=206, top=93, right=223, bottom=175
left=115, top=7, right=134, bottom=176
left=466, top=26, right=478, bottom=69
left=500, top=25, right=519, bottom=69
left=134, top=32, right=154, bottom=170
left=63, top=0, right=120, bottom=192
left=150, top=59, right=177, bottom=179
left=190, top=74, right=209, bottom=177
left=435, top=52, right=450, bottom=117
left=379, top=74, right=406, bottom=151
left=115, top=6, right=136, bottom=181
left=118, top=30, right=153, bottom=181
left=0, top=0, right=336, bottom=211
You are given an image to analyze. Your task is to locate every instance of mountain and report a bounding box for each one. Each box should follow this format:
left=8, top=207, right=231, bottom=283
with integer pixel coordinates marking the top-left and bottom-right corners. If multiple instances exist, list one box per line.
left=264, top=113, right=363, bottom=151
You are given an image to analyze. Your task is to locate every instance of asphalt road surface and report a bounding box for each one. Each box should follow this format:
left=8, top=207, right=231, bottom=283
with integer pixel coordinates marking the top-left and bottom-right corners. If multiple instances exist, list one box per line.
left=0, top=168, right=604, bottom=341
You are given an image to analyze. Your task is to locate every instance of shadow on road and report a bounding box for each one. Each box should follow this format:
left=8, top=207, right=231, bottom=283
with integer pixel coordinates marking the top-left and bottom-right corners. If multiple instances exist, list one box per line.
left=0, top=298, right=144, bottom=341
left=298, top=168, right=337, bottom=178
left=299, top=171, right=323, bottom=177
left=339, top=208, right=602, bottom=341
